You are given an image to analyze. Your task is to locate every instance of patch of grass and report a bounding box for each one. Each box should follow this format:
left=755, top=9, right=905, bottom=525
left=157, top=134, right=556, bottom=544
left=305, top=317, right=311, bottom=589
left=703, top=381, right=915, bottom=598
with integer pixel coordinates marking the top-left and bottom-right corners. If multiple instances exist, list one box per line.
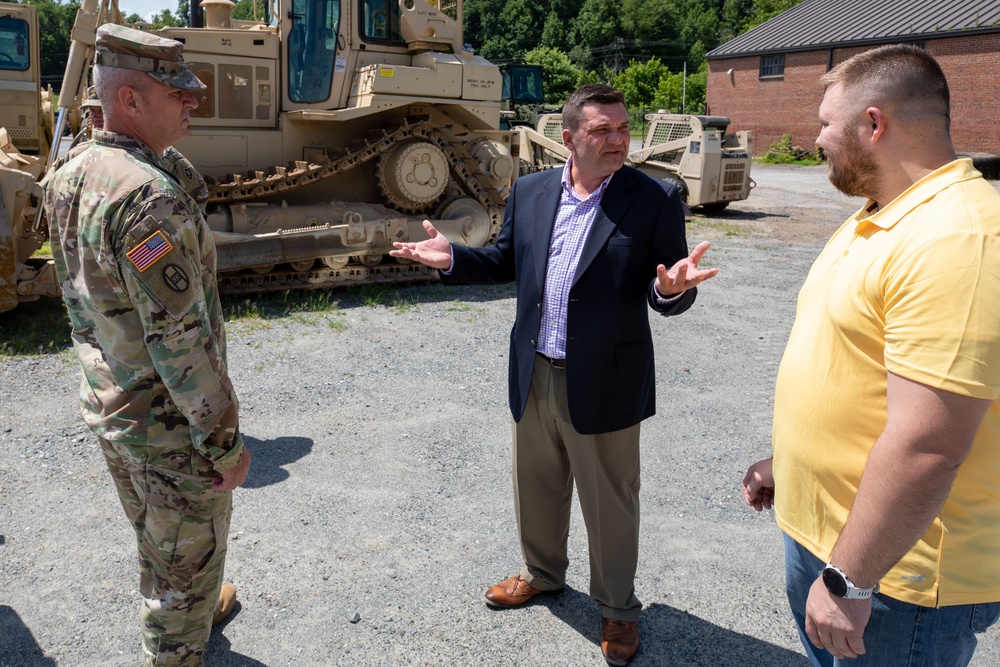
left=352, top=284, right=391, bottom=307
left=0, top=298, right=72, bottom=356
left=695, top=220, right=753, bottom=237
left=446, top=299, right=472, bottom=312
left=390, top=297, right=416, bottom=314
left=326, top=316, right=348, bottom=332
left=31, top=241, right=52, bottom=257
left=222, top=289, right=343, bottom=321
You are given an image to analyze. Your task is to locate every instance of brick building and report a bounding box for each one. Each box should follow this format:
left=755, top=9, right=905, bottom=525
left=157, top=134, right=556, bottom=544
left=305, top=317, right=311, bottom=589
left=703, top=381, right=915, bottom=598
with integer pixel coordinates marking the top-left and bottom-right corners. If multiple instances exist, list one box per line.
left=706, top=0, right=1000, bottom=158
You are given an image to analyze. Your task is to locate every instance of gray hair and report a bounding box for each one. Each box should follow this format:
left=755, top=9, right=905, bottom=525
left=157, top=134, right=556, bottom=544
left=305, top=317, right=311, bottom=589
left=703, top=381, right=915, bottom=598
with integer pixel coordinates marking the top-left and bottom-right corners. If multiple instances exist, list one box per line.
left=92, top=65, right=152, bottom=122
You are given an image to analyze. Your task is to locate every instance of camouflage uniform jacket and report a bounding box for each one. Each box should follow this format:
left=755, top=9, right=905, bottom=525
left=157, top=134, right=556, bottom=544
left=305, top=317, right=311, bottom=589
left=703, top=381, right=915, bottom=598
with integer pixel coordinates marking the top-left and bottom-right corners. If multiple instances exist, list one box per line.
left=44, top=129, right=243, bottom=473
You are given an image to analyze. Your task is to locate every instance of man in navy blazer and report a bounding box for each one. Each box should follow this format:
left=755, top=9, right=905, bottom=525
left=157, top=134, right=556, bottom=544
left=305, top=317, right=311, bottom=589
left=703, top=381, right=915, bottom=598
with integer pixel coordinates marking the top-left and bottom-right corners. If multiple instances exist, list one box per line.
left=391, top=84, right=716, bottom=665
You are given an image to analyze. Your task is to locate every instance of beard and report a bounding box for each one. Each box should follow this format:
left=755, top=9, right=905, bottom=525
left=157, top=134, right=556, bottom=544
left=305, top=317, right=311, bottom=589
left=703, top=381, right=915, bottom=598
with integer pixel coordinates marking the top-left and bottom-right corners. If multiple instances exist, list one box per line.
left=826, top=132, right=880, bottom=199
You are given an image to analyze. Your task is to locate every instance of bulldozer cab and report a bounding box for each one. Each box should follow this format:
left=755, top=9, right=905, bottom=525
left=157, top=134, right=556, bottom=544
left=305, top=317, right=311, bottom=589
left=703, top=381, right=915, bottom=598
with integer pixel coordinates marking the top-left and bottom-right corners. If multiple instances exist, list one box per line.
left=285, top=0, right=343, bottom=104
left=501, top=64, right=544, bottom=105
left=500, top=64, right=555, bottom=131
left=272, top=0, right=475, bottom=112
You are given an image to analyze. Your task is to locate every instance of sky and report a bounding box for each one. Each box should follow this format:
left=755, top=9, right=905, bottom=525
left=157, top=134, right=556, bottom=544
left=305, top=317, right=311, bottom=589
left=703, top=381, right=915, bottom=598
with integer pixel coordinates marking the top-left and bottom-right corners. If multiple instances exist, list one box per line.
left=117, top=0, right=175, bottom=21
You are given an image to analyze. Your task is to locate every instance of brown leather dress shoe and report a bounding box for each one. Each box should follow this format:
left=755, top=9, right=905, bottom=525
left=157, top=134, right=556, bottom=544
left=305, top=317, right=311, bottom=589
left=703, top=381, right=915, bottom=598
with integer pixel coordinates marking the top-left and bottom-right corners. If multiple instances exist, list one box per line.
left=601, top=618, right=639, bottom=666
left=484, top=574, right=550, bottom=608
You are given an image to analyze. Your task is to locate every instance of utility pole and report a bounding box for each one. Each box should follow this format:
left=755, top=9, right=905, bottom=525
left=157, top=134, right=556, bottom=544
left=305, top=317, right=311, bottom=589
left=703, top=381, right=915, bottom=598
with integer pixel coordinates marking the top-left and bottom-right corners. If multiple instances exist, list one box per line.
left=681, top=61, right=687, bottom=113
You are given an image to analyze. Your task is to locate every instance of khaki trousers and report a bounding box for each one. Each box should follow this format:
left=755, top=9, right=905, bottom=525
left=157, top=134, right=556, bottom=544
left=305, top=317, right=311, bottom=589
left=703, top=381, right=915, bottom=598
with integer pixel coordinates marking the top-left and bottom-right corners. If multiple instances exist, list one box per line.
left=513, top=353, right=643, bottom=621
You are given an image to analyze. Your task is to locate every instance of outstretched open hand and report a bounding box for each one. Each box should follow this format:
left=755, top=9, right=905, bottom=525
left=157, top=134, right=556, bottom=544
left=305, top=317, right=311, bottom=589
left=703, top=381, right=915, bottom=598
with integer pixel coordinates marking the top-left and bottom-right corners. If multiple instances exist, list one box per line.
left=656, top=241, right=718, bottom=296
left=389, top=220, right=453, bottom=270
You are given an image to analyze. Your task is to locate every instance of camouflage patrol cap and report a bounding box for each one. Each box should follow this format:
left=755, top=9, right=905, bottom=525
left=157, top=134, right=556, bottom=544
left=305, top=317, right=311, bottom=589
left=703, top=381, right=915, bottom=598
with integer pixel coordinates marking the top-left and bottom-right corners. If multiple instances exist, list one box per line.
left=94, top=24, right=205, bottom=91
left=81, top=86, right=101, bottom=108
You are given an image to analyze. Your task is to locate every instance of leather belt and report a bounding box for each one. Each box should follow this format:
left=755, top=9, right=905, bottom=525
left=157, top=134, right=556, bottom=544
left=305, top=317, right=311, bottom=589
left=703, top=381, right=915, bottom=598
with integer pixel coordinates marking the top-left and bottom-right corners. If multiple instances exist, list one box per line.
left=537, top=352, right=566, bottom=369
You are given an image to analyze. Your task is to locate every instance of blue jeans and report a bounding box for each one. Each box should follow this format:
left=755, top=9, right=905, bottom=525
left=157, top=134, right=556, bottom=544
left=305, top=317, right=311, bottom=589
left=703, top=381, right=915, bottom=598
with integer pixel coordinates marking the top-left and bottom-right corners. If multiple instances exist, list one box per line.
left=784, top=533, right=1000, bottom=667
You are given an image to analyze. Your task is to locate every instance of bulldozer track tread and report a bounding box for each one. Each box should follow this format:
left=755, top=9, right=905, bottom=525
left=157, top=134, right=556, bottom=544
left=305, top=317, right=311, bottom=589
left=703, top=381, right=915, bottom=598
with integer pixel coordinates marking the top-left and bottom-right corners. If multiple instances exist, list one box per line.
left=203, top=116, right=507, bottom=294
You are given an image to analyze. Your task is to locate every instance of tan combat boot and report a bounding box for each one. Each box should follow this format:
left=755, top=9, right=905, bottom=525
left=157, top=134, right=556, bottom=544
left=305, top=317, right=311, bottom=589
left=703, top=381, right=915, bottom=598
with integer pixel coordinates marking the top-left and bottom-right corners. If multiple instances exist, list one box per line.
left=212, top=583, right=237, bottom=627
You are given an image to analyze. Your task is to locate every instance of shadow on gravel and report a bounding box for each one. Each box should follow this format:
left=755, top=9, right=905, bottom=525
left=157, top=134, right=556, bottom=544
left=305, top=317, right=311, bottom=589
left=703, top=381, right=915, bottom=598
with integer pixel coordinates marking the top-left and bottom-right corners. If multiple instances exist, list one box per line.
left=538, top=588, right=807, bottom=666
left=693, top=209, right=789, bottom=222
left=221, top=282, right=517, bottom=324
left=339, top=281, right=518, bottom=308
left=205, top=603, right=269, bottom=666
left=0, top=605, right=58, bottom=666
left=241, top=435, right=313, bottom=489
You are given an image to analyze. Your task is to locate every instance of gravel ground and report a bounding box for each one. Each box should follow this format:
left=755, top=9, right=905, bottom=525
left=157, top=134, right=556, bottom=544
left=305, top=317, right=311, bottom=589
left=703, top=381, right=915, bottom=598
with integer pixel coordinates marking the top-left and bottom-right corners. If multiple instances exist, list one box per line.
left=2, top=163, right=999, bottom=666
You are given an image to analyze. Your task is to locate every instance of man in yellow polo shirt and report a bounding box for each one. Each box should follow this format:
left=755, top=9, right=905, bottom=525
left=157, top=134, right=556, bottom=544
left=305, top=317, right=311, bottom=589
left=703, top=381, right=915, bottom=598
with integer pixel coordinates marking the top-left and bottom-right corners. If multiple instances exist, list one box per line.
left=742, top=44, right=1000, bottom=667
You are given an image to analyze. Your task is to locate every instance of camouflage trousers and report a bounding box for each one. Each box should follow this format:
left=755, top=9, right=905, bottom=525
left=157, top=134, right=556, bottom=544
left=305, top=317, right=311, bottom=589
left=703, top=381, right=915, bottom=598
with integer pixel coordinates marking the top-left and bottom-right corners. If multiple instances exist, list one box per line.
left=99, top=437, right=233, bottom=667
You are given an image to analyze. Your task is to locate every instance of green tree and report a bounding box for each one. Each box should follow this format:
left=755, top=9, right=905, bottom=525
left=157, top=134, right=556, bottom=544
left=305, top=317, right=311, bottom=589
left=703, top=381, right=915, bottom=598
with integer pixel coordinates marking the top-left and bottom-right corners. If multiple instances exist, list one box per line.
left=466, top=0, right=539, bottom=61
left=523, top=47, right=581, bottom=103
left=576, top=68, right=603, bottom=86
left=679, top=0, right=720, bottom=66
left=540, top=11, right=568, bottom=51
left=720, top=0, right=753, bottom=39
left=653, top=60, right=707, bottom=113
left=620, top=0, right=684, bottom=66
left=149, top=9, right=185, bottom=28
left=612, top=57, right=669, bottom=108
left=462, top=0, right=788, bottom=80
left=571, top=0, right=622, bottom=70
left=743, top=0, right=805, bottom=31
left=31, top=0, right=80, bottom=82
left=231, top=0, right=262, bottom=21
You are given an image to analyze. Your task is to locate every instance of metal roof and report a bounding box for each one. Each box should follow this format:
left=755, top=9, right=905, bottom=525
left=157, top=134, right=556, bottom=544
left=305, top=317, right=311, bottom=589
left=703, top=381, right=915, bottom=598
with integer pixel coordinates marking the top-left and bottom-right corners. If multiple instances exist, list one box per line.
left=707, top=0, right=1000, bottom=58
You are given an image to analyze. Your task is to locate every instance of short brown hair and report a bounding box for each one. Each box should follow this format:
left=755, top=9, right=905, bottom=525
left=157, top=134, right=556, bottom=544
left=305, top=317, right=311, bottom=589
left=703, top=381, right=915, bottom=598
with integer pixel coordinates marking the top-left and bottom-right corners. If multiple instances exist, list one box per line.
left=820, top=44, right=950, bottom=124
left=562, top=84, right=626, bottom=131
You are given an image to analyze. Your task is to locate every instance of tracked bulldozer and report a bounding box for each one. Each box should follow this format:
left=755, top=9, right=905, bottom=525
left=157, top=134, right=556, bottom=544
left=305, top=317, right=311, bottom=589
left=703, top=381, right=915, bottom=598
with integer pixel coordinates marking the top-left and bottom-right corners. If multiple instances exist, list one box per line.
left=1, top=0, right=559, bottom=312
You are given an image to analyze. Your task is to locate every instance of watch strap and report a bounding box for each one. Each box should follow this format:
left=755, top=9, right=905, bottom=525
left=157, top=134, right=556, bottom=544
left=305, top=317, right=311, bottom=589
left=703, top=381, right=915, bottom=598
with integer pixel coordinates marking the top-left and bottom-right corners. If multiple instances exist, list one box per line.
left=824, top=563, right=880, bottom=600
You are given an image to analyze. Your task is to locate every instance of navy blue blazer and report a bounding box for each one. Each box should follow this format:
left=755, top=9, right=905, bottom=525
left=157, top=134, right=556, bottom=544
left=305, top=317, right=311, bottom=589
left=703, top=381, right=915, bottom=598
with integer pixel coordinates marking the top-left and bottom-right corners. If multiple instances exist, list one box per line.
left=445, top=165, right=695, bottom=435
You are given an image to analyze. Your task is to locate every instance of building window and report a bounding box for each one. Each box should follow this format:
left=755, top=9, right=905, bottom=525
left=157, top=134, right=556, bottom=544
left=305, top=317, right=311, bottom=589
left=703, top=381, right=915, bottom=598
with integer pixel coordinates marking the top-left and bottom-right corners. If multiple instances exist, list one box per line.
left=760, top=54, right=785, bottom=78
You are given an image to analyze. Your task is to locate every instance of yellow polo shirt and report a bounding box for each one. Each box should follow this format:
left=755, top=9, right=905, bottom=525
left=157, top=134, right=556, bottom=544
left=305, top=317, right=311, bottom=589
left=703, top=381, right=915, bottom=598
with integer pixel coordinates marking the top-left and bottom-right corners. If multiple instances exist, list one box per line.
left=773, top=159, right=1000, bottom=607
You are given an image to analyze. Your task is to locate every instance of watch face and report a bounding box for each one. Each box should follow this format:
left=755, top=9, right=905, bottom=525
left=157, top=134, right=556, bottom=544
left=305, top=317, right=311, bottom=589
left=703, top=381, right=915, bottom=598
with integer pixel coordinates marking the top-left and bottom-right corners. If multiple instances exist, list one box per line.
left=823, top=567, right=848, bottom=597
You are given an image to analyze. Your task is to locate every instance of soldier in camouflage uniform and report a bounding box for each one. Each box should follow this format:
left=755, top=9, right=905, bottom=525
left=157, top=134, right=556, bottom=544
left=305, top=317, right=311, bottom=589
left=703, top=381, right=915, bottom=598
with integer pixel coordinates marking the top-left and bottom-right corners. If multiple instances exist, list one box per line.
left=45, top=91, right=209, bottom=208
left=42, top=24, right=250, bottom=666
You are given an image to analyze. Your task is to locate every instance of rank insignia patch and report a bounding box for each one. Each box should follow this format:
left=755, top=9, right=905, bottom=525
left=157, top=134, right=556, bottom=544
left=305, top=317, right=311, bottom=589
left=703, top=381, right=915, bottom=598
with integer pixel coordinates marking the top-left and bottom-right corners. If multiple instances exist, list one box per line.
left=127, top=230, right=173, bottom=272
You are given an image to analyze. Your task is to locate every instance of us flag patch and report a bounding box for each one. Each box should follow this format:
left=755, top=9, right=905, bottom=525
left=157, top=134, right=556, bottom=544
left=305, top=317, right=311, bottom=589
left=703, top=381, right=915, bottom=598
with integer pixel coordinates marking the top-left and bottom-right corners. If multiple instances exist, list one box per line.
left=127, top=231, right=172, bottom=272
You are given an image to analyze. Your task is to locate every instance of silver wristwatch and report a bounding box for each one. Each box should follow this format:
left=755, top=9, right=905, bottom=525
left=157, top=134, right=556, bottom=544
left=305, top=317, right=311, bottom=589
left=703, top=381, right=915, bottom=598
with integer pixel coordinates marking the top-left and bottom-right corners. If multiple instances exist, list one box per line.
left=822, top=563, right=880, bottom=600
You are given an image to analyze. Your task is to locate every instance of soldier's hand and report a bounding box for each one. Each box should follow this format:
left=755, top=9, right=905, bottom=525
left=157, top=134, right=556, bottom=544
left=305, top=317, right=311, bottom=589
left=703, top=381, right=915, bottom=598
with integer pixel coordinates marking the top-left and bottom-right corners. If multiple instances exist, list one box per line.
left=214, top=447, right=251, bottom=490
